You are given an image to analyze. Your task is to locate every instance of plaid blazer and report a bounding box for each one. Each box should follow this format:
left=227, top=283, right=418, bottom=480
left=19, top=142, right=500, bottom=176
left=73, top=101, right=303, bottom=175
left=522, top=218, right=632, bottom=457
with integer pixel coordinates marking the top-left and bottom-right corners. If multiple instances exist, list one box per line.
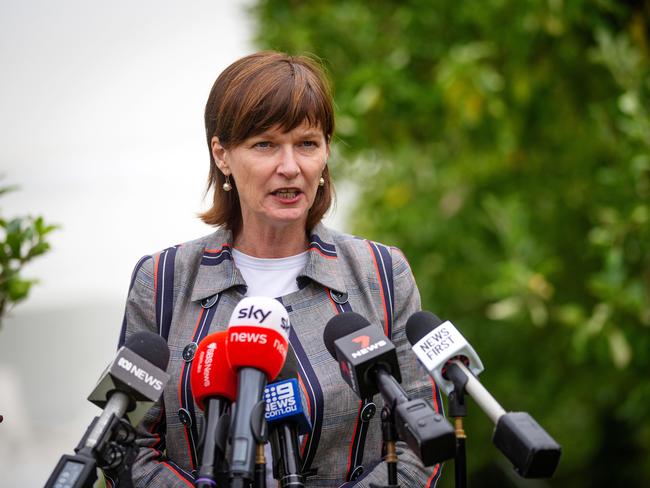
left=111, top=223, right=444, bottom=488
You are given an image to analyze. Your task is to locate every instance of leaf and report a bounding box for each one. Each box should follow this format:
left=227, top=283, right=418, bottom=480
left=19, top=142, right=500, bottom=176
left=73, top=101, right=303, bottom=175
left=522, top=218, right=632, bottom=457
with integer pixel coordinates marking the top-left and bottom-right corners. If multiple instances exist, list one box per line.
left=27, top=241, right=50, bottom=258
left=6, top=276, right=33, bottom=301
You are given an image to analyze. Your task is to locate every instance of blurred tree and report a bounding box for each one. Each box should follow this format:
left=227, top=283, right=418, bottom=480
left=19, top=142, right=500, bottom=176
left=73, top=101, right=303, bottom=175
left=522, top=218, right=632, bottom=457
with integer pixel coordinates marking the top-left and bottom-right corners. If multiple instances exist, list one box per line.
left=253, top=0, right=650, bottom=486
left=0, top=181, right=57, bottom=328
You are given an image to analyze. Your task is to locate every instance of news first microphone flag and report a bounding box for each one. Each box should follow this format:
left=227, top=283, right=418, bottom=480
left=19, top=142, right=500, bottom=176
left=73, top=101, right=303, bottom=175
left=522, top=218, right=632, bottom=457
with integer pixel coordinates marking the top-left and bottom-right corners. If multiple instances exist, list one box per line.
left=409, top=317, right=484, bottom=395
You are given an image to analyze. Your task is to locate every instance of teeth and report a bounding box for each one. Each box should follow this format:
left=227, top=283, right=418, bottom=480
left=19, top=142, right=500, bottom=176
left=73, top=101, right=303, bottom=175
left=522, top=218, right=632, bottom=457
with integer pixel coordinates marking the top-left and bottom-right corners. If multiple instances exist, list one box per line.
left=275, top=190, right=298, bottom=199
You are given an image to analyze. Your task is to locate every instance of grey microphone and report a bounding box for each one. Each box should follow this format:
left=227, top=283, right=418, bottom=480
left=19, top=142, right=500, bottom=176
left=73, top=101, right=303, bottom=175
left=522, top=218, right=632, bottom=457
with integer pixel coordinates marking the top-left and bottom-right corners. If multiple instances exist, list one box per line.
left=45, top=331, right=170, bottom=488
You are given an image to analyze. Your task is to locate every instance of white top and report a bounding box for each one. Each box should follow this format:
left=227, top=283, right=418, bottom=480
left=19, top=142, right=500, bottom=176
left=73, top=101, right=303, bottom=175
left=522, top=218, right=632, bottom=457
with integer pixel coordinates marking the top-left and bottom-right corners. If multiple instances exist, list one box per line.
left=232, top=248, right=309, bottom=486
left=232, top=248, right=308, bottom=298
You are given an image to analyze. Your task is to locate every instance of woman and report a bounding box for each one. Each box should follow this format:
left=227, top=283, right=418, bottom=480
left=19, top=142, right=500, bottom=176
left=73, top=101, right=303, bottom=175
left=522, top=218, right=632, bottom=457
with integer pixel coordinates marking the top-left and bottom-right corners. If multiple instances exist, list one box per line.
left=116, top=51, right=443, bottom=487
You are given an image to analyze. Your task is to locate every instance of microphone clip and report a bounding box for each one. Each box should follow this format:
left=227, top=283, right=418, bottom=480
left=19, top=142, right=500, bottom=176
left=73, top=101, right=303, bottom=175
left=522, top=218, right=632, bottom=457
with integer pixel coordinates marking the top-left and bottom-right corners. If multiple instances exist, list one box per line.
left=445, top=362, right=469, bottom=418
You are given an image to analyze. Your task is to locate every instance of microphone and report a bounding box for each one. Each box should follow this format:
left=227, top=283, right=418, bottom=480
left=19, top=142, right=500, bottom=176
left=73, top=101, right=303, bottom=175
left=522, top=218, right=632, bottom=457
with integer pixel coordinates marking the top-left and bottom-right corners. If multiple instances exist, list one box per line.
left=190, top=331, right=238, bottom=488
left=226, top=296, right=290, bottom=488
left=323, top=312, right=456, bottom=467
left=45, top=331, right=171, bottom=488
left=265, top=372, right=311, bottom=488
left=405, top=311, right=562, bottom=478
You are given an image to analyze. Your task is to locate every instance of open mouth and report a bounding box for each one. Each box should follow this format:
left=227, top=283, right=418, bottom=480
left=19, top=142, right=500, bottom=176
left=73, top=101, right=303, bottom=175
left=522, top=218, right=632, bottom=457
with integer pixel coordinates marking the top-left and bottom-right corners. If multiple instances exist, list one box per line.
left=272, top=189, right=301, bottom=199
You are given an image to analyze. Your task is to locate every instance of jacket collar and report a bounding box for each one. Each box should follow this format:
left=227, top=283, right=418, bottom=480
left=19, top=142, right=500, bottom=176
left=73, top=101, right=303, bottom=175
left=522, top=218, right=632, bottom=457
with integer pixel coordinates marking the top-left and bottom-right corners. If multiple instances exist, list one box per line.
left=190, top=222, right=347, bottom=302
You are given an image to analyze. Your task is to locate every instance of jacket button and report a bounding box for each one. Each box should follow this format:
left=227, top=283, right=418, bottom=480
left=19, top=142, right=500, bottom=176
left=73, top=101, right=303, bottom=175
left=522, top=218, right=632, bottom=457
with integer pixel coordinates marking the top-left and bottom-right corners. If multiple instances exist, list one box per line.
left=182, top=342, right=198, bottom=362
left=178, top=408, right=192, bottom=426
left=360, top=402, right=376, bottom=422
left=350, top=465, right=364, bottom=480
left=201, top=293, right=219, bottom=308
left=329, top=289, right=348, bottom=304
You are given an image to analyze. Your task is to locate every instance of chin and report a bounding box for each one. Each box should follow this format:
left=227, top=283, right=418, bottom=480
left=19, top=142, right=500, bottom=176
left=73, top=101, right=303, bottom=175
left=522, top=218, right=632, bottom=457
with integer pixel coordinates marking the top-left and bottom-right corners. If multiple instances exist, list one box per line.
left=265, top=209, right=309, bottom=227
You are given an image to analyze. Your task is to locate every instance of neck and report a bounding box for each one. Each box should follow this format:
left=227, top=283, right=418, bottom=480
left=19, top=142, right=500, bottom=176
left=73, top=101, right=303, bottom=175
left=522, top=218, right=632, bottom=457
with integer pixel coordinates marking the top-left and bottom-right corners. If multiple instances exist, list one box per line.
left=234, top=223, right=309, bottom=258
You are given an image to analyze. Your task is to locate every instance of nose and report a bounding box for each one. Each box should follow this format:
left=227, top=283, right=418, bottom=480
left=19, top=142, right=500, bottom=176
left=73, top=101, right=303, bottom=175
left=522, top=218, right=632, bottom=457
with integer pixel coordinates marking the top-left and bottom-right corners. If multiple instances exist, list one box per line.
left=276, top=145, right=300, bottom=179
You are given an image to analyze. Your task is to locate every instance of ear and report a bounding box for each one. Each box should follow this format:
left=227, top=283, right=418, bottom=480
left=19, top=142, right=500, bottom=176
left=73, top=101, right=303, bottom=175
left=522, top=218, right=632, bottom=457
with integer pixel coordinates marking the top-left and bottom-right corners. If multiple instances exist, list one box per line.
left=211, top=136, right=229, bottom=174
left=324, top=142, right=331, bottom=168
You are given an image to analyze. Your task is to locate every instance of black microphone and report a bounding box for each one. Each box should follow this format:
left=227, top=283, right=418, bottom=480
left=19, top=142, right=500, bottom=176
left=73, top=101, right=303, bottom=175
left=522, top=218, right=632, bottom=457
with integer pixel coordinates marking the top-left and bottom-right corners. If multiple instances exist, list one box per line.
left=323, top=312, right=456, bottom=467
left=45, top=331, right=171, bottom=488
left=405, top=311, right=562, bottom=478
left=265, top=356, right=311, bottom=488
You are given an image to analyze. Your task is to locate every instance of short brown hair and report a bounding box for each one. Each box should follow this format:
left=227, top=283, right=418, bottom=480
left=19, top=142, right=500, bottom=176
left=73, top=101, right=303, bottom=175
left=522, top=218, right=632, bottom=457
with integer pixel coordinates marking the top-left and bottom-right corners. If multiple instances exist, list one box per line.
left=200, top=51, right=335, bottom=236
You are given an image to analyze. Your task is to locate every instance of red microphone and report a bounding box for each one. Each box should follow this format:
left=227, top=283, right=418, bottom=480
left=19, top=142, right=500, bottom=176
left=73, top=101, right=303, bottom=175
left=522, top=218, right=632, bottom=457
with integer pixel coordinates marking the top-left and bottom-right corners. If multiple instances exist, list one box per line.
left=225, top=296, right=290, bottom=488
left=191, top=331, right=237, bottom=409
left=190, top=331, right=237, bottom=488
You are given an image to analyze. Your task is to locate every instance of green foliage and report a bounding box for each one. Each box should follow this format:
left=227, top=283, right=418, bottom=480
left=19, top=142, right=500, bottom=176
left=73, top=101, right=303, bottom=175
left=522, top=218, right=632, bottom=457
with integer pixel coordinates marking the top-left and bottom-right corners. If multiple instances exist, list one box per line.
left=254, top=0, right=650, bottom=486
left=0, top=182, right=57, bottom=326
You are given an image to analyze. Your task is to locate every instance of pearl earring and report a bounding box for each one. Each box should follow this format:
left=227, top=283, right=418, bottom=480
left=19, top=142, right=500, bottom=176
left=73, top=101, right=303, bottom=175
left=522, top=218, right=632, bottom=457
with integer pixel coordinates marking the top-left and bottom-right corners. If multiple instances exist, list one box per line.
left=319, top=176, right=325, bottom=187
left=222, top=175, right=232, bottom=192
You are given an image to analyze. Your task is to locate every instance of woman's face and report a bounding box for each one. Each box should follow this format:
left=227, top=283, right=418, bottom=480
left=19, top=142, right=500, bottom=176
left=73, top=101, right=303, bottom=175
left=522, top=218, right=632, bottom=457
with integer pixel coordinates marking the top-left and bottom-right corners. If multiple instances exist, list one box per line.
left=213, top=121, right=328, bottom=234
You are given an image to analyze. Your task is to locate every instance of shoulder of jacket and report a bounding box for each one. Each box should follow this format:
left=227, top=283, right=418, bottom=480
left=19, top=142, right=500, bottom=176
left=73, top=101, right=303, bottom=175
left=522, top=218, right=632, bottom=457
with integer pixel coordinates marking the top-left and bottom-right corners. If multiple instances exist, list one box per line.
left=135, top=228, right=229, bottom=277
left=151, top=228, right=228, bottom=259
left=327, top=227, right=391, bottom=260
left=327, top=227, right=412, bottom=279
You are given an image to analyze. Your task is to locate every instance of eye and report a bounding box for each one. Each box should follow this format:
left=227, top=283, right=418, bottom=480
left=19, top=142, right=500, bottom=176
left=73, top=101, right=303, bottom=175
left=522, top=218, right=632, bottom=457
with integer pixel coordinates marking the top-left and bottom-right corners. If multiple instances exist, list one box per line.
left=299, top=140, right=319, bottom=148
left=253, top=141, right=273, bottom=149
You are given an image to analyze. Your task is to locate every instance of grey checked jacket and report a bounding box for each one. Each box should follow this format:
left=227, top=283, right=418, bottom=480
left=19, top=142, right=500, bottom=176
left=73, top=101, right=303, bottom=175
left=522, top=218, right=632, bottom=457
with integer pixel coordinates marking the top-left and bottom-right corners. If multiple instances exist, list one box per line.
left=113, top=223, right=443, bottom=488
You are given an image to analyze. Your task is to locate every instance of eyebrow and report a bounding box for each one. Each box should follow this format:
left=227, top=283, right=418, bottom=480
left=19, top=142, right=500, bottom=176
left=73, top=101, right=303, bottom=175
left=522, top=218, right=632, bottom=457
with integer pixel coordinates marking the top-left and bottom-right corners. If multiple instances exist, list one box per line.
left=252, top=129, right=324, bottom=139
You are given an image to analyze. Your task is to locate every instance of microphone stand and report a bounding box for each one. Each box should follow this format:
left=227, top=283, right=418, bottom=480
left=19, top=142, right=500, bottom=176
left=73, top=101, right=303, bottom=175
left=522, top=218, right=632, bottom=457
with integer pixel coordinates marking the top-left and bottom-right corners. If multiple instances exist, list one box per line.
left=380, top=404, right=400, bottom=488
left=369, top=402, right=400, bottom=488
left=195, top=399, right=232, bottom=488
left=251, top=400, right=269, bottom=488
left=270, top=423, right=306, bottom=488
left=370, top=373, right=401, bottom=488
left=445, top=363, right=469, bottom=488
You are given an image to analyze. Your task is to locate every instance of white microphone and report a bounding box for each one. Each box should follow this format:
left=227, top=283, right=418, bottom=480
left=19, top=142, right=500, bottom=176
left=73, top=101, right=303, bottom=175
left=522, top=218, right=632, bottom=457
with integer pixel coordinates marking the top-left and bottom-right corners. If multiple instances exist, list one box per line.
left=405, top=311, right=561, bottom=479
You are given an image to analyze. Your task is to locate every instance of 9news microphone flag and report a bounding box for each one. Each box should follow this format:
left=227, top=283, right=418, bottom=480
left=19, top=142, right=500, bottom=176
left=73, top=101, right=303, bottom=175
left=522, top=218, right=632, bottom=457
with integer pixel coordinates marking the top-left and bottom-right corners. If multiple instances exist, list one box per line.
left=265, top=376, right=311, bottom=488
